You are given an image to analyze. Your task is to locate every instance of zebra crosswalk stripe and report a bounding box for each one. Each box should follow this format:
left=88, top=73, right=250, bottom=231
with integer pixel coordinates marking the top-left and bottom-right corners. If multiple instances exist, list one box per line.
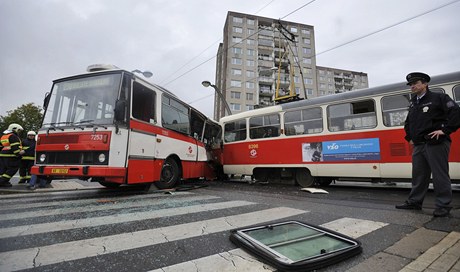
left=150, top=218, right=388, bottom=272
left=0, top=207, right=306, bottom=272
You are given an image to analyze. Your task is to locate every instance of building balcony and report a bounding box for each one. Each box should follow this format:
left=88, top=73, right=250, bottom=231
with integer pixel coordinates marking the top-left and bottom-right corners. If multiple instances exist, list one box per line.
left=259, top=76, right=274, bottom=84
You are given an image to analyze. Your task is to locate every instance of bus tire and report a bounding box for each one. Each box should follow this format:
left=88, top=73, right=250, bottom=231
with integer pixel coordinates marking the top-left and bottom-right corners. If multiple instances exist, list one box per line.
left=98, top=181, right=121, bottom=188
left=295, top=168, right=314, bottom=188
left=157, top=158, right=180, bottom=189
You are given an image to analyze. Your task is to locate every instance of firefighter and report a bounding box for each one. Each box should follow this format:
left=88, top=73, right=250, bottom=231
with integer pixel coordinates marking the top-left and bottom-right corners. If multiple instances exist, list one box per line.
left=19, top=131, right=36, bottom=184
left=0, top=123, right=25, bottom=187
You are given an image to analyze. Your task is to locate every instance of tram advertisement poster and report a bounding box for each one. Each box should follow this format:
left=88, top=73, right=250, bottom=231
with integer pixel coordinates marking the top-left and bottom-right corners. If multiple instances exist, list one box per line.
left=302, top=138, right=380, bottom=162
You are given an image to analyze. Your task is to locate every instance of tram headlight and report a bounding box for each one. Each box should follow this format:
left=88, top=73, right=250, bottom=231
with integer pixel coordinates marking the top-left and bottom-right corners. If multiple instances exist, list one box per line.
left=98, top=153, right=106, bottom=163
left=39, top=154, right=46, bottom=163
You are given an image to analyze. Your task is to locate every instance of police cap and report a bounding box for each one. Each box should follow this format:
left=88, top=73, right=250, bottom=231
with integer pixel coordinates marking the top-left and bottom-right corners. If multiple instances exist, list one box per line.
left=406, top=72, right=430, bottom=85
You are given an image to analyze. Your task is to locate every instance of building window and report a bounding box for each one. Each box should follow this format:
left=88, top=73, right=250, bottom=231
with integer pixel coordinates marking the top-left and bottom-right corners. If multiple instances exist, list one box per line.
left=304, top=68, right=312, bottom=74
left=246, top=105, right=254, bottom=110
left=231, top=91, right=241, bottom=99
left=320, top=83, right=326, bottom=89
left=231, top=58, right=242, bottom=65
left=247, top=49, right=255, bottom=56
left=231, top=80, right=242, bottom=87
left=246, top=60, right=255, bottom=66
left=247, top=19, right=255, bottom=25
left=303, top=38, right=311, bottom=44
left=232, top=69, right=242, bottom=76
left=247, top=39, right=255, bottom=45
left=304, top=78, right=313, bottom=85
left=231, top=103, right=241, bottom=111
left=247, top=28, right=255, bottom=35
left=246, top=70, right=255, bottom=78
left=246, top=93, right=254, bottom=100
left=233, top=26, right=243, bottom=33
left=232, top=37, right=242, bottom=43
left=302, top=48, right=311, bottom=55
left=301, top=29, right=311, bottom=35
left=246, top=82, right=255, bottom=89
left=291, top=27, right=298, bottom=33
left=307, top=88, right=313, bottom=95
left=232, top=47, right=243, bottom=54
left=302, top=58, right=311, bottom=64
left=294, top=76, right=300, bottom=83
left=233, top=17, right=243, bottom=23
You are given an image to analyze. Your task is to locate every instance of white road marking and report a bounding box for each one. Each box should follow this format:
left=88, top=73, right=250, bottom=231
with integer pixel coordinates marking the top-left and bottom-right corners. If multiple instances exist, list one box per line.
left=0, top=207, right=307, bottom=271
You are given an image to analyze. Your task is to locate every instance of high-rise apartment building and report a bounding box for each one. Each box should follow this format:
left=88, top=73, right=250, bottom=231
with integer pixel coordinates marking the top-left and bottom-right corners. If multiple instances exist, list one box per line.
left=214, top=11, right=368, bottom=120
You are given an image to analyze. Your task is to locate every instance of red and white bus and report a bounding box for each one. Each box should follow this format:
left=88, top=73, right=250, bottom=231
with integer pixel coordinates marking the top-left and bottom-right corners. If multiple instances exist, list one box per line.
left=219, top=71, right=460, bottom=187
left=32, top=64, right=222, bottom=189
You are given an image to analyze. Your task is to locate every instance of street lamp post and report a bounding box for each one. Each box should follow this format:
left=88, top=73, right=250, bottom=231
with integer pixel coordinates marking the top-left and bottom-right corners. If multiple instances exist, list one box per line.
left=201, top=80, right=232, bottom=117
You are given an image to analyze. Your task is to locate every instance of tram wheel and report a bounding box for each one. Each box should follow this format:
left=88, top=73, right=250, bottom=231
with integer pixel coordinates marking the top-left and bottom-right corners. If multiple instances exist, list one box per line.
left=253, top=169, right=269, bottom=183
left=157, top=158, right=181, bottom=189
left=315, top=178, right=333, bottom=187
left=295, top=168, right=314, bottom=187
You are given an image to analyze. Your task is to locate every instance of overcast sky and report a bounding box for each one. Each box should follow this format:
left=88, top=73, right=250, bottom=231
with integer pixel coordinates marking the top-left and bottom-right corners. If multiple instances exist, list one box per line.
left=1, top=0, right=459, bottom=118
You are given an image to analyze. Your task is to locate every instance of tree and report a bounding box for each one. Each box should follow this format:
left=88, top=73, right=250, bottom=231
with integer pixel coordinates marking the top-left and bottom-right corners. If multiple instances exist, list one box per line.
left=0, top=103, right=43, bottom=135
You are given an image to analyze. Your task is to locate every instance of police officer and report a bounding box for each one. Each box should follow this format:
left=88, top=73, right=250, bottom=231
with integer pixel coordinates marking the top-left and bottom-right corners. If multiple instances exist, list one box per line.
left=396, top=72, right=460, bottom=217
left=0, top=123, right=25, bottom=187
left=19, top=131, right=36, bottom=184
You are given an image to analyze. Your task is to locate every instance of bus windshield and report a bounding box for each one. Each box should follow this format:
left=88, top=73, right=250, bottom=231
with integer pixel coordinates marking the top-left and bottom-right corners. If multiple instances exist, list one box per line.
left=42, top=73, right=122, bottom=128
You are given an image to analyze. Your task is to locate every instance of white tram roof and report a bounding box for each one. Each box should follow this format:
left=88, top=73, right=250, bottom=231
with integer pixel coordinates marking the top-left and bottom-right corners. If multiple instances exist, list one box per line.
left=220, top=70, right=460, bottom=123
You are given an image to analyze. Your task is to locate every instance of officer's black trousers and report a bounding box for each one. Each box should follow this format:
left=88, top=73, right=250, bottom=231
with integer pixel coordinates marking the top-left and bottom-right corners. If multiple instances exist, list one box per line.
left=408, top=141, right=452, bottom=209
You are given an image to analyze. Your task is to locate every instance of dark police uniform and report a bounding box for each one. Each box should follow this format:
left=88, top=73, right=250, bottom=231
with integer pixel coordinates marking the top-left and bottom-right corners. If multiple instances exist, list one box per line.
left=403, top=72, right=460, bottom=213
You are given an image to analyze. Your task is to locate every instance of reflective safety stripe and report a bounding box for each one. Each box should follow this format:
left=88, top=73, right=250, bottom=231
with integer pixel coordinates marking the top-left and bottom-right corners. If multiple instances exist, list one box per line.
left=22, top=156, right=35, bottom=160
left=1, top=174, right=12, bottom=179
left=0, top=154, right=16, bottom=157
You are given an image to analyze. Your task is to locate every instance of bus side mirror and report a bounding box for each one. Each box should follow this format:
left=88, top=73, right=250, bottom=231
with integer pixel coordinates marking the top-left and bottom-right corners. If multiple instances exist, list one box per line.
left=114, top=99, right=127, bottom=122
left=43, top=92, right=51, bottom=111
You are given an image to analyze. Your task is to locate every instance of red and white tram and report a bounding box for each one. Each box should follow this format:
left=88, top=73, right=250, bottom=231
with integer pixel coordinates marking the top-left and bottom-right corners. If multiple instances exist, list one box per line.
left=32, top=65, right=222, bottom=189
left=219, top=71, right=460, bottom=187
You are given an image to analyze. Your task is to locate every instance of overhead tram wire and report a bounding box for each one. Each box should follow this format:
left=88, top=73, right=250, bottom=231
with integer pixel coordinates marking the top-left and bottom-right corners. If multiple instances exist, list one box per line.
left=316, top=0, right=460, bottom=57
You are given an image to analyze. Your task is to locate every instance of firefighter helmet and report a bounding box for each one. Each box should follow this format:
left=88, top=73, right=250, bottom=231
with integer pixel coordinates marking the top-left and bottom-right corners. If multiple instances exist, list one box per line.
left=7, top=123, right=23, bottom=133
left=27, top=131, right=36, bottom=136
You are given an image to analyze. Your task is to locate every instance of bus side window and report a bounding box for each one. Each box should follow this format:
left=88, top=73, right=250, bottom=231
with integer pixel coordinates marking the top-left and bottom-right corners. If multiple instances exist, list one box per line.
left=132, top=82, right=156, bottom=123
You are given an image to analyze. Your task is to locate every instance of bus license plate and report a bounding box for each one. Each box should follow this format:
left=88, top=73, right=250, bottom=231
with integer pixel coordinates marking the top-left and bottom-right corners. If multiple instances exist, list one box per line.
left=51, top=168, right=69, bottom=174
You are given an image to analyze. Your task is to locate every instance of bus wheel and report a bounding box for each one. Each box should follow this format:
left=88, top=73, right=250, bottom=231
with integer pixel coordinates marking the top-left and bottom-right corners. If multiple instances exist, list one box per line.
left=295, top=168, right=314, bottom=187
left=157, top=158, right=180, bottom=189
left=98, top=181, right=121, bottom=188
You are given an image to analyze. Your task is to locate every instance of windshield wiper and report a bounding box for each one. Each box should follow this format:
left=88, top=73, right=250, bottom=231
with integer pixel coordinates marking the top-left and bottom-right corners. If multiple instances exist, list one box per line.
left=43, top=122, right=66, bottom=134
left=74, top=120, right=108, bottom=132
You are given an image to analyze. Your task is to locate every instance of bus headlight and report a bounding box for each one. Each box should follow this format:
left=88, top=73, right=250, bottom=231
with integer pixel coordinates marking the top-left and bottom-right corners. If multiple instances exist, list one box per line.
left=39, top=154, right=46, bottom=163
left=98, top=153, right=106, bottom=163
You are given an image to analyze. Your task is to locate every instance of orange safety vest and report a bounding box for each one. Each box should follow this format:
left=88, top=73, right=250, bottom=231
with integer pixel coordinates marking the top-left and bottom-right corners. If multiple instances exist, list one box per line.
left=0, top=133, right=22, bottom=157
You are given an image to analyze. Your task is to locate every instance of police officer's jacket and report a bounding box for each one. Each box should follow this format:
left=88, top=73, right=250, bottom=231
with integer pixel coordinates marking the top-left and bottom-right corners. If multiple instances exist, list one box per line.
left=0, top=132, right=22, bottom=157
left=404, top=90, right=460, bottom=145
left=21, top=137, right=36, bottom=161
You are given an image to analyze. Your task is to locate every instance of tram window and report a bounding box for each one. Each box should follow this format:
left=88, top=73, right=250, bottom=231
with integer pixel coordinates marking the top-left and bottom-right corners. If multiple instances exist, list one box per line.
left=327, top=100, right=376, bottom=131
left=453, top=85, right=460, bottom=105
left=249, top=114, right=280, bottom=139
left=162, top=95, right=190, bottom=134
left=132, top=82, right=156, bottom=123
left=224, top=119, right=247, bottom=142
left=285, top=107, right=323, bottom=136
left=381, top=94, right=411, bottom=127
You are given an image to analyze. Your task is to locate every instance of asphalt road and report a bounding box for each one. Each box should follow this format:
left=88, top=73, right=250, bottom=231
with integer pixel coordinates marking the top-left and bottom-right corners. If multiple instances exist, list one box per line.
left=1, top=179, right=459, bottom=271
